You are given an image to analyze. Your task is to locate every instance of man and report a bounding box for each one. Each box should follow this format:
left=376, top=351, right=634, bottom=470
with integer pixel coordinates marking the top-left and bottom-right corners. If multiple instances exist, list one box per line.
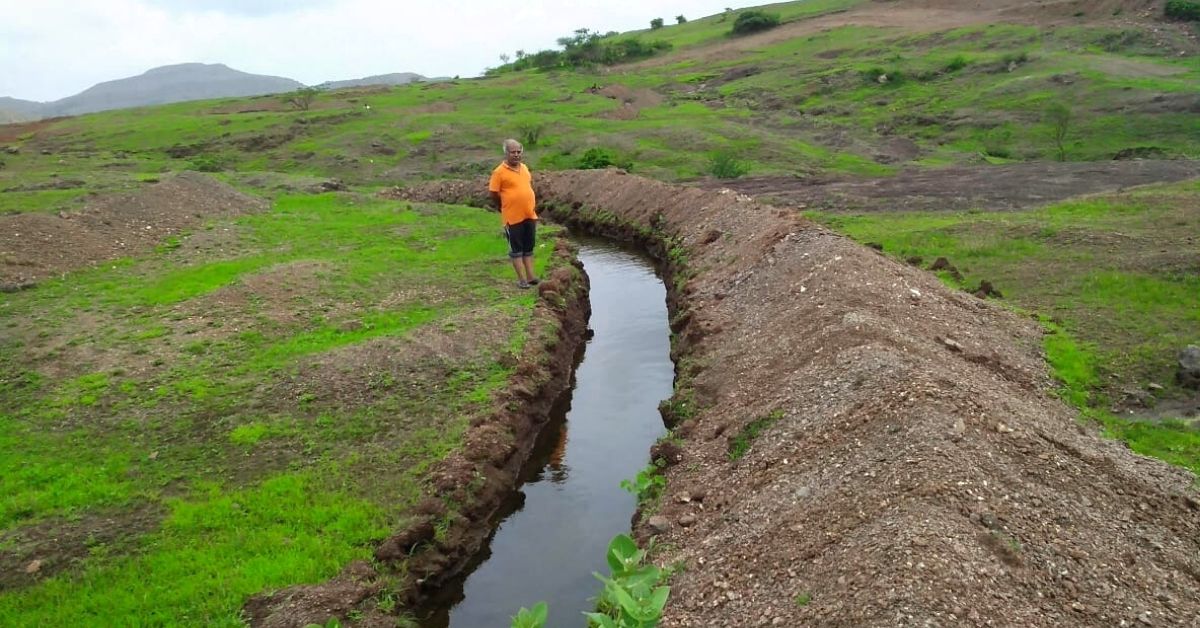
left=488, top=139, right=539, bottom=288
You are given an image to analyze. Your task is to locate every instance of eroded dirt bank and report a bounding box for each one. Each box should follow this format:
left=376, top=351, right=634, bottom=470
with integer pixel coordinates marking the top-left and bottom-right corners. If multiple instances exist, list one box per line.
left=396, top=170, right=1200, bottom=627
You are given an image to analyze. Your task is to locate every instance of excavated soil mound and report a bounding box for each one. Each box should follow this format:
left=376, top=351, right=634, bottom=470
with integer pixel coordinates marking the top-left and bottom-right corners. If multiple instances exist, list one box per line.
left=0, top=172, right=268, bottom=290
left=394, top=169, right=1200, bottom=627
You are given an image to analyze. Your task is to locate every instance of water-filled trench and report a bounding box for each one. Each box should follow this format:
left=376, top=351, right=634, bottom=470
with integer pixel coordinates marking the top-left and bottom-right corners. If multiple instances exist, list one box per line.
left=418, top=239, right=674, bottom=627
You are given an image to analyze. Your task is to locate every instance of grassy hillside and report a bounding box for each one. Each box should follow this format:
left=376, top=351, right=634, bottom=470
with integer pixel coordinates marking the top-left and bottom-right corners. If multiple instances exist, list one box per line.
left=1, top=0, right=1198, bottom=623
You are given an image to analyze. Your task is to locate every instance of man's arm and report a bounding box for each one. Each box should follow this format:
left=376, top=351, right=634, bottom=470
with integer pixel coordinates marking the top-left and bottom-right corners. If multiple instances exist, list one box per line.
left=489, top=191, right=502, bottom=211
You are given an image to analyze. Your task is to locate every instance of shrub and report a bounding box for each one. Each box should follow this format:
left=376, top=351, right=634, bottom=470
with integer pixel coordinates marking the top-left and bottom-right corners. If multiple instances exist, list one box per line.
left=283, top=87, right=320, bottom=111
left=676, top=15, right=687, bottom=24
left=1043, top=102, right=1072, bottom=162
left=516, top=120, right=546, bottom=148
left=1165, top=0, right=1200, bottom=20
left=650, top=17, right=664, bottom=30
left=708, top=151, right=750, bottom=179
left=578, top=147, right=631, bottom=171
left=731, top=10, right=780, bottom=36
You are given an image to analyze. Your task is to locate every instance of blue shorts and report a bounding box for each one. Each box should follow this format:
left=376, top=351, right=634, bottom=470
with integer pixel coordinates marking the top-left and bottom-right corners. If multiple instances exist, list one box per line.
left=505, top=219, right=536, bottom=258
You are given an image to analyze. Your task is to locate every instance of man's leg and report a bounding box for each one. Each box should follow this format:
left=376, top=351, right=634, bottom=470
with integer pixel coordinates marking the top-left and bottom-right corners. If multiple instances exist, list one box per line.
left=511, top=257, right=529, bottom=283
left=506, top=223, right=530, bottom=285
left=522, top=255, right=536, bottom=283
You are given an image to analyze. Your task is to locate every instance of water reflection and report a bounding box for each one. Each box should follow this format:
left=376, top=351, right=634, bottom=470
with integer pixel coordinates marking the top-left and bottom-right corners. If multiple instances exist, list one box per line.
left=417, top=240, right=673, bottom=628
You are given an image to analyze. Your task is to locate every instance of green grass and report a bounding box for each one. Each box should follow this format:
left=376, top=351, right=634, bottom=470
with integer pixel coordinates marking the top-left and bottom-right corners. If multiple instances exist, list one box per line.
left=0, top=471, right=389, bottom=626
left=728, top=410, right=785, bottom=460
left=0, top=192, right=556, bottom=623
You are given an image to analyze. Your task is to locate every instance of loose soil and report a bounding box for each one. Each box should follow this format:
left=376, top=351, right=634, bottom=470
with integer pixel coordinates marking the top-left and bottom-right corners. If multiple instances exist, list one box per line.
left=0, top=172, right=269, bottom=290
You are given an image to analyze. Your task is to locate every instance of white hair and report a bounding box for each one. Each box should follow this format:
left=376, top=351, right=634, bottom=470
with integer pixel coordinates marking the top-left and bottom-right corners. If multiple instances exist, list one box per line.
left=503, top=139, right=522, bottom=152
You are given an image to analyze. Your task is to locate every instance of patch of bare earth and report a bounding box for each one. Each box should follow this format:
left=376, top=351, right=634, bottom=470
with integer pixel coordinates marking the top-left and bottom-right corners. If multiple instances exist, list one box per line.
left=516, top=169, right=1200, bottom=627
left=0, top=172, right=268, bottom=290
left=703, top=159, right=1200, bottom=212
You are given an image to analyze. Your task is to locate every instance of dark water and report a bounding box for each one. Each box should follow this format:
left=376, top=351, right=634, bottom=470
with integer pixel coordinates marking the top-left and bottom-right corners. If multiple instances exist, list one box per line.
left=417, top=240, right=673, bottom=627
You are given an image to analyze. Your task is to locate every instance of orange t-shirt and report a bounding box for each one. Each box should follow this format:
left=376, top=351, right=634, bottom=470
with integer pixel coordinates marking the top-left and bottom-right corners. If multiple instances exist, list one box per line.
left=489, top=162, right=538, bottom=226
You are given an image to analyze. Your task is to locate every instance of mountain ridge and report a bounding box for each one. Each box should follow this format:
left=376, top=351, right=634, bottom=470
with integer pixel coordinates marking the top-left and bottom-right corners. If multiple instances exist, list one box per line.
left=0, top=63, right=430, bottom=121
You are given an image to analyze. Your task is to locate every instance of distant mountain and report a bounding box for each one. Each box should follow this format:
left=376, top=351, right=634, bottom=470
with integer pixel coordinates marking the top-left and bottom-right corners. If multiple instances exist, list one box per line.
left=45, top=63, right=305, bottom=117
left=0, top=63, right=440, bottom=122
left=0, top=97, right=41, bottom=123
left=317, top=72, right=426, bottom=90
left=0, top=63, right=305, bottom=120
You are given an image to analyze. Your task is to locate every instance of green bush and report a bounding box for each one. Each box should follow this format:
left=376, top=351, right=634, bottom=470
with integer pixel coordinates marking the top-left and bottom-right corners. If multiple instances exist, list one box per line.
left=731, top=10, right=780, bottom=36
left=650, top=17, right=664, bottom=30
left=577, top=148, right=632, bottom=171
left=578, top=148, right=615, bottom=169
left=708, top=151, right=749, bottom=179
left=944, top=55, right=969, bottom=73
left=1165, top=0, right=1200, bottom=20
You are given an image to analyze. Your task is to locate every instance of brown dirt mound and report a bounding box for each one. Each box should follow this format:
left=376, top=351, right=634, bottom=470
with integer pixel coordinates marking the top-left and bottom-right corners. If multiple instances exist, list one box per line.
left=403, top=169, right=1199, bottom=627
left=0, top=172, right=269, bottom=290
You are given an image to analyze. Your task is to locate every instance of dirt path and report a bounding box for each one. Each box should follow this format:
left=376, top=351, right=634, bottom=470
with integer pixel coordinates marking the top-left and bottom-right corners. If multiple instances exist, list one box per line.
left=699, top=159, right=1200, bottom=212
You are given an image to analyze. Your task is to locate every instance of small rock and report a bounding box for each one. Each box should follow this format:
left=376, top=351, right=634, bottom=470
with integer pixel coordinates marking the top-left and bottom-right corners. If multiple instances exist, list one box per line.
left=1147, top=382, right=1163, bottom=391
left=940, top=336, right=963, bottom=352
left=25, top=559, right=42, bottom=574
left=679, top=513, right=697, bottom=527
left=647, top=515, right=670, bottom=534
left=1177, top=345, right=1200, bottom=389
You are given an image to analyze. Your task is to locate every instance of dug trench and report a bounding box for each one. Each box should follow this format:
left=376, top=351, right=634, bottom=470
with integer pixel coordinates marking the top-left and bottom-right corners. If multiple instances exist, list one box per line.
left=385, top=170, right=1200, bottom=627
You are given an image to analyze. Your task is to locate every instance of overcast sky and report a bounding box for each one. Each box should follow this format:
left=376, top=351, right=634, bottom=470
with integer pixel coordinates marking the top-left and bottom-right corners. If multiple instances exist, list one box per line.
left=1, top=0, right=746, bottom=102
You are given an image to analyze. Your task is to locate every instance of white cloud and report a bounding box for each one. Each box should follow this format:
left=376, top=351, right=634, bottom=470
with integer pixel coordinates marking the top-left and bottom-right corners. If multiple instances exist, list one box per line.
left=0, top=0, right=741, bottom=102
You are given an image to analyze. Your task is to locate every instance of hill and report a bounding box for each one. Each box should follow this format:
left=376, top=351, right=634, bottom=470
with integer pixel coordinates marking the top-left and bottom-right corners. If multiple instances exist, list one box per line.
left=316, top=72, right=427, bottom=90
left=41, top=63, right=304, bottom=118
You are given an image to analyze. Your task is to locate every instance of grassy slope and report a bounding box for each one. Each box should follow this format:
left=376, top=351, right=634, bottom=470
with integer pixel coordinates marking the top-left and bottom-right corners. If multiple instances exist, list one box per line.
left=1, top=0, right=1198, bottom=622
left=0, top=193, right=553, bottom=623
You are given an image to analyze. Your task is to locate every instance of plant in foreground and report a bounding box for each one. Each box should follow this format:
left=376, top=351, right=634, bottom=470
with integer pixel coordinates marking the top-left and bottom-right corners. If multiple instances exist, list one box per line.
left=511, top=601, right=549, bottom=628
left=585, top=534, right=671, bottom=627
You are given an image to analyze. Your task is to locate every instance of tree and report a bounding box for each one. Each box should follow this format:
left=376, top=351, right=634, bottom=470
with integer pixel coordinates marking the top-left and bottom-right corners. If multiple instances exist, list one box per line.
left=499, top=53, right=511, bottom=64
left=1043, top=102, right=1072, bottom=162
left=650, top=17, right=664, bottom=30
left=731, top=10, right=781, bottom=36
left=676, top=15, right=687, bottom=24
left=284, top=87, right=320, bottom=111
